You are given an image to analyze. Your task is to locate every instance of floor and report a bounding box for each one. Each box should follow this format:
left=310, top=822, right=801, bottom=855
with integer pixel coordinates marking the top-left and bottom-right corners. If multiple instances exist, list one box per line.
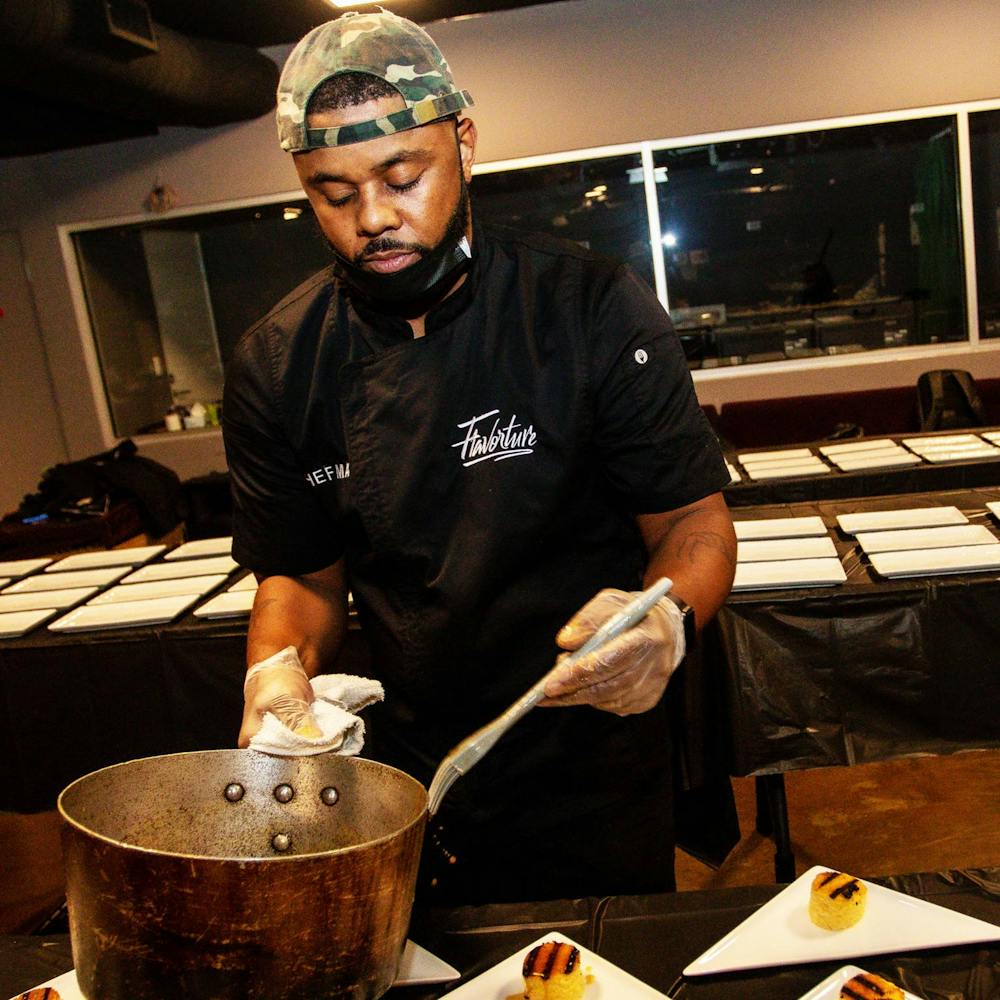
left=2, top=750, right=998, bottom=934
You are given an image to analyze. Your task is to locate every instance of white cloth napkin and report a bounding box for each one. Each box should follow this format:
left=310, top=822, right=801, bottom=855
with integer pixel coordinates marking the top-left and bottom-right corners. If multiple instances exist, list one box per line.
left=249, top=673, right=384, bottom=757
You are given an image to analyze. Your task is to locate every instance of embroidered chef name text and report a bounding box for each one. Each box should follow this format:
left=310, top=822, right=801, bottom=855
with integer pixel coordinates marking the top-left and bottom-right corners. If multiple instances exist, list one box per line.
left=306, top=463, right=350, bottom=486
left=452, top=409, right=536, bottom=467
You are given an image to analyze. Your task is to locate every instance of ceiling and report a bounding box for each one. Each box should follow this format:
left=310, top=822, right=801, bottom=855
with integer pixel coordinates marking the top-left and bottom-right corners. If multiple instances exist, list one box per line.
left=0, top=0, right=567, bottom=157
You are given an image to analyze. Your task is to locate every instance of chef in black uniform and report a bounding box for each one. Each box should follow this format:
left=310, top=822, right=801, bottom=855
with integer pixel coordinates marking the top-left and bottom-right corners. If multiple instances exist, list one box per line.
left=223, top=9, right=736, bottom=904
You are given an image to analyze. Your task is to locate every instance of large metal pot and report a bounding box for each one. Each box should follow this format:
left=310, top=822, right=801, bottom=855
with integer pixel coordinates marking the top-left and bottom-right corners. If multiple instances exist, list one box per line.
left=58, top=750, right=426, bottom=1000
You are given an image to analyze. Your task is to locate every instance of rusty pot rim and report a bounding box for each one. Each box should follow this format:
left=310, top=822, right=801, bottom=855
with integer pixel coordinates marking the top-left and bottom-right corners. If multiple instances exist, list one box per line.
left=57, top=748, right=428, bottom=864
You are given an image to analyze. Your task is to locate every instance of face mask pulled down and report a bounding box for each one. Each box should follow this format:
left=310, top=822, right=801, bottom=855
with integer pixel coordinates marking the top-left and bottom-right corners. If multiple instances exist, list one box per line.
left=332, top=189, right=472, bottom=315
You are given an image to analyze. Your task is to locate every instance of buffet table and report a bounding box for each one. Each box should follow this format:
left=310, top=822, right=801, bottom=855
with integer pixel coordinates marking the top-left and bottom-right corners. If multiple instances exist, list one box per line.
left=3, top=869, right=998, bottom=999
left=723, top=427, right=1000, bottom=506
left=714, top=486, right=1000, bottom=777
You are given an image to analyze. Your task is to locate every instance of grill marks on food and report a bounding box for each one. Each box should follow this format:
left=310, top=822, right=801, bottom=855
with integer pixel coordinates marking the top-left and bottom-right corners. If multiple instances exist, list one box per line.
left=839, top=971, right=905, bottom=999
left=819, top=870, right=863, bottom=899
left=523, top=941, right=580, bottom=979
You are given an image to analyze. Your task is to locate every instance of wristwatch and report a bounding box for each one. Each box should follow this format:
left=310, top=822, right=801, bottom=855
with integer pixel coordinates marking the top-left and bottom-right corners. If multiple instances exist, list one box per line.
left=664, top=591, right=697, bottom=658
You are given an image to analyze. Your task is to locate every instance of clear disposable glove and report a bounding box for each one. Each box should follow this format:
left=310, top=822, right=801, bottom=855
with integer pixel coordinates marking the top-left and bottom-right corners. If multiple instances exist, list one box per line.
left=238, top=646, right=320, bottom=748
left=541, top=588, right=686, bottom=716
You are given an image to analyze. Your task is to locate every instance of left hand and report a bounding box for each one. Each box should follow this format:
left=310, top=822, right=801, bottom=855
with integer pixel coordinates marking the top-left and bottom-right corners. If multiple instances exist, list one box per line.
left=541, top=588, right=686, bottom=715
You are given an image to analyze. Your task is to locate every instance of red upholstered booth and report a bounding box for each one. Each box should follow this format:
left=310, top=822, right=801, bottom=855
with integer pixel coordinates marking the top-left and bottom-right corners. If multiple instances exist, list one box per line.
left=713, top=376, right=1000, bottom=450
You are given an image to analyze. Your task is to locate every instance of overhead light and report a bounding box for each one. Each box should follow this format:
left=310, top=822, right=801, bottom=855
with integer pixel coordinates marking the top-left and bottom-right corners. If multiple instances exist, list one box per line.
left=584, top=189, right=601, bottom=198
left=283, top=207, right=303, bottom=221
left=662, top=231, right=679, bottom=248
left=327, top=1, right=377, bottom=7
left=592, top=184, right=607, bottom=194
left=750, top=166, right=764, bottom=175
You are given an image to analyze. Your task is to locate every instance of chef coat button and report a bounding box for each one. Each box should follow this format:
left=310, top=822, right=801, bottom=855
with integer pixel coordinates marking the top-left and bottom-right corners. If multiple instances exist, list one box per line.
left=634, top=348, right=648, bottom=364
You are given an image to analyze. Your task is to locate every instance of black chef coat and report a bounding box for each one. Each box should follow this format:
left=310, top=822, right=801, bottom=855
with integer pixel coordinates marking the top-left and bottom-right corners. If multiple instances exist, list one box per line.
left=223, top=222, right=729, bottom=903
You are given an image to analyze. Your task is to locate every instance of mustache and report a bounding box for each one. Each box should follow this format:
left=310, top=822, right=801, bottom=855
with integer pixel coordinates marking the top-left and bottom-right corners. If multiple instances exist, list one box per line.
left=354, top=237, right=428, bottom=264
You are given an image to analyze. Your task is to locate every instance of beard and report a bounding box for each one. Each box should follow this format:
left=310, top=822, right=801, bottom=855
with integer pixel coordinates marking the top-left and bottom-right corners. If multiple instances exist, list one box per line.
left=323, top=175, right=472, bottom=316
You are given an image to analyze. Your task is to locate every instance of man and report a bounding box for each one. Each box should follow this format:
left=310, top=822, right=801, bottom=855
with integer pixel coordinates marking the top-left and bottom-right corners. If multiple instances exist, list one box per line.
left=223, top=9, right=735, bottom=904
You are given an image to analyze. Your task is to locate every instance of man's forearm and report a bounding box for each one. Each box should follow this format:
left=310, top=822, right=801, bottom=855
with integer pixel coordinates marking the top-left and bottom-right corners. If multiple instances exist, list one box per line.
left=246, top=565, right=348, bottom=676
left=638, top=493, right=737, bottom=629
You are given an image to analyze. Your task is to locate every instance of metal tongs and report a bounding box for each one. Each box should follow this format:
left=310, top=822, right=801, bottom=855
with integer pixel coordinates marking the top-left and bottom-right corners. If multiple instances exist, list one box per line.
left=426, top=576, right=673, bottom=816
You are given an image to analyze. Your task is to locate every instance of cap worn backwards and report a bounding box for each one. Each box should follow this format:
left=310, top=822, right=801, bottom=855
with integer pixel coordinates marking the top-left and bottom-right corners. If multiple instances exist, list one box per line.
left=277, top=8, right=474, bottom=152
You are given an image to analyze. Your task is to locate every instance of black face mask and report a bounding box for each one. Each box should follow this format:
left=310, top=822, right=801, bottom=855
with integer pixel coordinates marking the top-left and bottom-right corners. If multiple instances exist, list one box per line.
left=332, top=182, right=472, bottom=316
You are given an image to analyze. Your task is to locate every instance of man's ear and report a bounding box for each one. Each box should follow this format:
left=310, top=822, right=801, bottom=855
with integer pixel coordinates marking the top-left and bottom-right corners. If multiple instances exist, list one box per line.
left=456, top=116, right=477, bottom=183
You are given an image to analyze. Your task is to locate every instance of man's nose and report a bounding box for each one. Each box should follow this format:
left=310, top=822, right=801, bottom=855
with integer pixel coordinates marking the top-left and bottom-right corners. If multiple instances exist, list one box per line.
left=356, top=188, right=401, bottom=236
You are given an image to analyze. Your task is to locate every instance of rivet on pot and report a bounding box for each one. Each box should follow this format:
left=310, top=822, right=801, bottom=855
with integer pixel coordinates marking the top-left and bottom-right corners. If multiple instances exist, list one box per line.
left=320, top=786, right=339, bottom=806
left=273, top=783, right=294, bottom=803
left=224, top=783, right=245, bottom=803
left=272, top=832, right=291, bottom=853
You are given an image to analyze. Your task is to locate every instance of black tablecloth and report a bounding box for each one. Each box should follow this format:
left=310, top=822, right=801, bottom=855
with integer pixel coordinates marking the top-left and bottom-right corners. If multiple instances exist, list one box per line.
left=724, top=427, right=1000, bottom=506
left=715, top=487, right=1000, bottom=775
left=5, top=489, right=1000, bottom=809
left=3, top=869, right=998, bottom=999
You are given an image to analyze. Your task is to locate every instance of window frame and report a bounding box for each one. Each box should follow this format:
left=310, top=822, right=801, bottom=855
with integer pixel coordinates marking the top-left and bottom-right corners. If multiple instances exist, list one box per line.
left=58, top=97, right=1000, bottom=445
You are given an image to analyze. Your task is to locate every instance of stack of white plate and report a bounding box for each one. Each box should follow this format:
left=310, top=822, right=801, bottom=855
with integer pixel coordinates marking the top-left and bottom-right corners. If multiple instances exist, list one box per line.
left=737, top=448, right=832, bottom=481
left=817, top=438, right=922, bottom=471
left=45, top=554, right=239, bottom=633
left=900, top=433, right=1000, bottom=464
left=732, top=516, right=845, bottom=591
left=838, top=504, right=1000, bottom=578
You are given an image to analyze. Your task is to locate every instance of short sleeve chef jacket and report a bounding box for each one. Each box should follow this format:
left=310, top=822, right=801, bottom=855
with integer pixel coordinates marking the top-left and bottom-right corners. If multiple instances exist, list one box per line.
left=224, top=222, right=729, bottom=898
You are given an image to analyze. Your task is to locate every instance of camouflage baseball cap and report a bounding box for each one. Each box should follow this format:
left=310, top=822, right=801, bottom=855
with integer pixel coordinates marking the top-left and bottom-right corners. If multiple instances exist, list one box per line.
left=276, top=9, right=474, bottom=151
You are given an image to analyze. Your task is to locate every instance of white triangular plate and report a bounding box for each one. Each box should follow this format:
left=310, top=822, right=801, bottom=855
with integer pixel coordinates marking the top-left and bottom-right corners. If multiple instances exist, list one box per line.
left=3, top=566, right=131, bottom=592
left=837, top=506, right=967, bottom=534
left=0, top=607, right=59, bottom=638
left=748, top=462, right=831, bottom=481
left=741, top=455, right=823, bottom=470
left=165, top=536, right=233, bottom=560
left=683, top=866, right=1000, bottom=976
left=732, top=558, right=846, bottom=591
left=869, top=543, right=1000, bottom=578
left=921, top=448, right=1000, bottom=463
left=228, top=574, right=259, bottom=592
left=982, top=430, right=1000, bottom=442
left=901, top=434, right=982, bottom=448
left=48, top=594, right=200, bottom=632
left=396, top=939, right=461, bottom=986
left=737, top=448, right=814, bottom=462
left=737, top=537, right=838, bottom=562
left=725, top=461, right=741, bottom=483
left=0, top=586, right=99, bottom=613
left=819, top=439, right=899, bottom=456
left=734, top=516, right=828, bottom=540
left=855, top=524, right=996, bottom=554
left=798, top=965, right=918, bottom=1000
left=444, top=931, right=665, bottom=998
left=193, top=589, right=255, bottom=618
left=122, top=555, right=238, bottom=583
left=88, top=575, right=228, bottom=605
left=988, top=501, right=1000, bottom=522
left=45, top=545, right=166, bottom=572
left=6, top=940, right=460, bottom=999
left=831, top=453, right=922, bottom=472
left=0, top=557, right=51, bottom=578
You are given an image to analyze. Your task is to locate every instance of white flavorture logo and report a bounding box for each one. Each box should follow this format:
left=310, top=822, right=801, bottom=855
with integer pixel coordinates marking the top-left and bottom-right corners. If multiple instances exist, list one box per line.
left=452, top=409, right=537, bottom=467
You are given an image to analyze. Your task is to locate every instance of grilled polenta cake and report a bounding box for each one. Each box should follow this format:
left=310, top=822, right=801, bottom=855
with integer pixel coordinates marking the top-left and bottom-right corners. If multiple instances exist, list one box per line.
left=522, top=940, right=585, bottom=1000
left=839, top=971, right=905, bottom=999
left=809, top=870, right=867, bottom=929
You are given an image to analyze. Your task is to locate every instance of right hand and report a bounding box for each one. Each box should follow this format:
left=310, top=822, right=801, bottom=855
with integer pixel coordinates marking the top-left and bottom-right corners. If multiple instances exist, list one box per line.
left=238, top=646, right=316, bottom=747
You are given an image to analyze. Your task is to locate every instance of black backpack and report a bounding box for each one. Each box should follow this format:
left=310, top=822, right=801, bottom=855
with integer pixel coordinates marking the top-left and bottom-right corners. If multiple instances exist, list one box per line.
left=12, top=439, right=184, bottom=537
left=916, top=370, right=989, bottom=432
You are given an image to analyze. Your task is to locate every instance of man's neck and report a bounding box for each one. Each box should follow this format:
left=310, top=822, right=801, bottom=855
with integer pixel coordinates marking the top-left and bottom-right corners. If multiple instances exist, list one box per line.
left=407, top=269, right=470, bottom=339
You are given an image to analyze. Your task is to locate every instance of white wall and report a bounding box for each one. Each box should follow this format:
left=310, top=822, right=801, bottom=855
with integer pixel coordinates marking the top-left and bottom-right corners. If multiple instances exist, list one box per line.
left=5, top=0, right=1000, bottom=478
